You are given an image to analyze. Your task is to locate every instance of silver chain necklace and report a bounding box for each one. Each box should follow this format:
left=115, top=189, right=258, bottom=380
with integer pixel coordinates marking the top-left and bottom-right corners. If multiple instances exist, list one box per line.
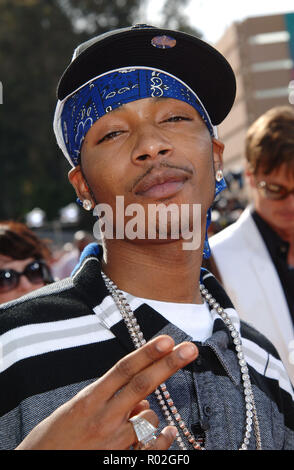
left=101, top=271, right=262, bottom=450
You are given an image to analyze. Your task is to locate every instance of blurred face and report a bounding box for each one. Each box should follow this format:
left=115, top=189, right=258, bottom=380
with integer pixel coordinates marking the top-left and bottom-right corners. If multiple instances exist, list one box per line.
left=0, top=256, right=45, bottom=304
left=69, top=97, right=223, bottom=245
left=248, top=163, right=294, bottom=235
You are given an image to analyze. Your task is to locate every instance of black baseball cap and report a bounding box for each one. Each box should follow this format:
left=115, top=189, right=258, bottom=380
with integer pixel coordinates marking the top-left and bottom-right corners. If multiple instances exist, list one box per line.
left=56, top=24, right=236, bottom=126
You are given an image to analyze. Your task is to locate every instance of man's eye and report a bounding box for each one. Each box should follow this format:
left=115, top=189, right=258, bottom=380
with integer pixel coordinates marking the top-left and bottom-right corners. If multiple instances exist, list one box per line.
left=98, top=130, right=123, bottom=143
left=165, top=116, right=192, bottom=122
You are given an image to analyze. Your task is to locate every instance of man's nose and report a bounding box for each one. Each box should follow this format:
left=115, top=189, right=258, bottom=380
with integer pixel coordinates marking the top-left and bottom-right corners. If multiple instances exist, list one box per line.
left=130, top=125, right=173, bottom=164
left=285, top=192, right=294, bottom=206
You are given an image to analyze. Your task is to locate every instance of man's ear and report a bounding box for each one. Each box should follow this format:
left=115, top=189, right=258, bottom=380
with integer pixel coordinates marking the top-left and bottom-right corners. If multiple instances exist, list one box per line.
left=212, top=138, right=224, bottom=172
left=68, top=165, right=93, bottom=203
left=244, top=161, right=256, bottom=188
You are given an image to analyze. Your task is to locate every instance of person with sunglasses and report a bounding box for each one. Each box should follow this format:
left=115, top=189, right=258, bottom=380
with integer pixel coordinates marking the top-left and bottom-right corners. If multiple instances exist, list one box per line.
left=0, top=221, right=54, bottom=304
left=210, top=106, right=294, bottom=384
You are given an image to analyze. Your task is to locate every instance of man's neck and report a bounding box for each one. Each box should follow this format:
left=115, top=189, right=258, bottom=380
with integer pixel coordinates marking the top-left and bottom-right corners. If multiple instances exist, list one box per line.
left=271, top=224, right=294, bottom=245
left=274, top=228, right=294, bottom=266
left=101, top=239, right=203, bottom=304
left=254, top=209, right=294, bottom=265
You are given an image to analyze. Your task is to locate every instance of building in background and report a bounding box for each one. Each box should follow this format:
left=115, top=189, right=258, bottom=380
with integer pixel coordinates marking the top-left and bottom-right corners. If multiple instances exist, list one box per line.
left=215, top=12, right=294, bottom=173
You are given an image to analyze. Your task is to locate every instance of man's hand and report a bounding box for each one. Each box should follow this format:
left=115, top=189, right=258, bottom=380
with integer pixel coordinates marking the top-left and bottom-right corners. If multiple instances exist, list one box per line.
left=16, top=335, right=198, bottom=450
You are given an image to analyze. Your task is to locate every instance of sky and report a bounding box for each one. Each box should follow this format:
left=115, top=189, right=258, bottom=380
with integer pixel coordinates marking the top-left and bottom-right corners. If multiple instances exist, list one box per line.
left=144, top=0, right=294, bottom=43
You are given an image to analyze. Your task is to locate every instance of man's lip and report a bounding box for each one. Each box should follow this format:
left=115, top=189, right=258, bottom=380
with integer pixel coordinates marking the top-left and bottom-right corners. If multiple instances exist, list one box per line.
left=134, top=169, right=190, bottom=198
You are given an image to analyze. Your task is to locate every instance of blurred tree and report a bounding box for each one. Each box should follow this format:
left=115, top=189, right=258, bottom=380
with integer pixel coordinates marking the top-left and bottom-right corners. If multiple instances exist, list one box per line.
left=60, top=0, right=141, bottom=34
left=160, top=0, right=202, bottom=37
left=0, top=0, right=141, bottom=223
left=0, top=0, right=200, bottom=224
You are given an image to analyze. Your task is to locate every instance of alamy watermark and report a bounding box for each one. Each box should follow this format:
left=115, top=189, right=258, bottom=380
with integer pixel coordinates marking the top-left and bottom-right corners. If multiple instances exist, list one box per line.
left=92, top=196, right=202, bottom=250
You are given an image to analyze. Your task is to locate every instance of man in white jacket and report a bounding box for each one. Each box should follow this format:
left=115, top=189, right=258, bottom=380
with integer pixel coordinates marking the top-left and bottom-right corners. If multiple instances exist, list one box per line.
left=210, top=106, right=294, bottom=384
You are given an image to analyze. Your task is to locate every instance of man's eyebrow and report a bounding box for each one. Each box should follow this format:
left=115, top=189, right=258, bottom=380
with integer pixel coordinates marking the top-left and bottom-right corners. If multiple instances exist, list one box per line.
left=267, top=181, right=287, bottom=186
left=110, top=96, right=169, bottom=113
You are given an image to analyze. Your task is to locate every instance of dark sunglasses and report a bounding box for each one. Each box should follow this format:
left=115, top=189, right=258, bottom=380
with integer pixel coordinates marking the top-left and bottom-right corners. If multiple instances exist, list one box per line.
left=0, top=260, right=53, bottom=293
left=256, top=180, right=294, bottom=201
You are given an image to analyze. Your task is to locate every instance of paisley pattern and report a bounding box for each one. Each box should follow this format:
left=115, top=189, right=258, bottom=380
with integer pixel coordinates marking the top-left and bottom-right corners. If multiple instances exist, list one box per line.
left=59, top=67, right=215, bottom=167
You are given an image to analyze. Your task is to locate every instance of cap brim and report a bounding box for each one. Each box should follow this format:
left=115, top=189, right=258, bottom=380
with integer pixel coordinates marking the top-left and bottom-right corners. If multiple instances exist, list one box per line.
left=57, top=25, right=236, bottom=125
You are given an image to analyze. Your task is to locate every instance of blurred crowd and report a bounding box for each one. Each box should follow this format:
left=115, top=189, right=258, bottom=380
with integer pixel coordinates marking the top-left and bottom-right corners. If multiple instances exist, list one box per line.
left=0, top=105, right=293, bottom=383
left=208, top=172, right=247, bottom=236
left=50, top=230, right=95, bottom=280
left=0, top=221, right=96, bottom=304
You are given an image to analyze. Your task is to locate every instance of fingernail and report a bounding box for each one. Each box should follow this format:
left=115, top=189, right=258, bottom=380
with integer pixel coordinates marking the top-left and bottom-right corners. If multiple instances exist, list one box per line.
left=156, top=336, right=173, bottom=352
left=178, top=343, right=197, bottom=360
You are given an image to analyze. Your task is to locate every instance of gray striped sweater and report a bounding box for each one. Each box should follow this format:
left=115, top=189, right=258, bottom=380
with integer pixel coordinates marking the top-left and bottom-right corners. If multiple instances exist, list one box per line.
left=0, top=248, right=293, bottom=450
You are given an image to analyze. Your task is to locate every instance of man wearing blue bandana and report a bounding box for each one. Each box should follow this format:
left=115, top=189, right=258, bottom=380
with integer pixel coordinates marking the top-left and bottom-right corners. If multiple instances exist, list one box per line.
left=0, top=25, right=293, bottom=451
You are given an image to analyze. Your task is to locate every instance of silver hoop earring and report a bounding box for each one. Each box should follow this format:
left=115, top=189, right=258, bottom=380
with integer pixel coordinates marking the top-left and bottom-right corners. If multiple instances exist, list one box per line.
left=215, top=170, right=223, bottom=182
left=82, top=199, right=92, bottom=211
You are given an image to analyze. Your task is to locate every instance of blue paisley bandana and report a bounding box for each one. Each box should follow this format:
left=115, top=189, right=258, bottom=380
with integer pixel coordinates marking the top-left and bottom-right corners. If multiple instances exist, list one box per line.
left=54, top=67, right=216, bottom=167
left=53, top=66, right=226, bottom=258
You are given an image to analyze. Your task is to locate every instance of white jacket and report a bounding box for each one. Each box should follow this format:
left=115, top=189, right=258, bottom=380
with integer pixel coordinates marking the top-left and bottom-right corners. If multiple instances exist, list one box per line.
left=210, top=207, right=294, bottom=384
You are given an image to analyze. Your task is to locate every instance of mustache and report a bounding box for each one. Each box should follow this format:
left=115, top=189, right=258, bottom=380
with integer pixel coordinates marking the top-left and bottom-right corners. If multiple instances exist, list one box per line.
left=129, top=161, right=194, bottom=193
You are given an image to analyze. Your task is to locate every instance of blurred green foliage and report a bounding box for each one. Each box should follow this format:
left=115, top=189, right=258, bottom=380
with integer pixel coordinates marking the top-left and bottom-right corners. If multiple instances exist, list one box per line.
left=0, top=0, right=201, bottom=223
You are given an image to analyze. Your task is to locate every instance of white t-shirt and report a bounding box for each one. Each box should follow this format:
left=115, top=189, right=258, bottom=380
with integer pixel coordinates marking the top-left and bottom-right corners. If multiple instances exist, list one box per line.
left=124, top=292, right=214, bottom=343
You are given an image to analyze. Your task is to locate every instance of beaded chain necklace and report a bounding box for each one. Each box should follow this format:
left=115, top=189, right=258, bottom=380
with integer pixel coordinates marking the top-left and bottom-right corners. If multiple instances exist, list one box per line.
left=101, top=271, right=262, bottom=450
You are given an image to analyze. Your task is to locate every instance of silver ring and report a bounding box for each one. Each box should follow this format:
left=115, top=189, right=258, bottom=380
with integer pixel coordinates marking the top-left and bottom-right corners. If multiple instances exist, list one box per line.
left=129, top=415, right=157, bottom=446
